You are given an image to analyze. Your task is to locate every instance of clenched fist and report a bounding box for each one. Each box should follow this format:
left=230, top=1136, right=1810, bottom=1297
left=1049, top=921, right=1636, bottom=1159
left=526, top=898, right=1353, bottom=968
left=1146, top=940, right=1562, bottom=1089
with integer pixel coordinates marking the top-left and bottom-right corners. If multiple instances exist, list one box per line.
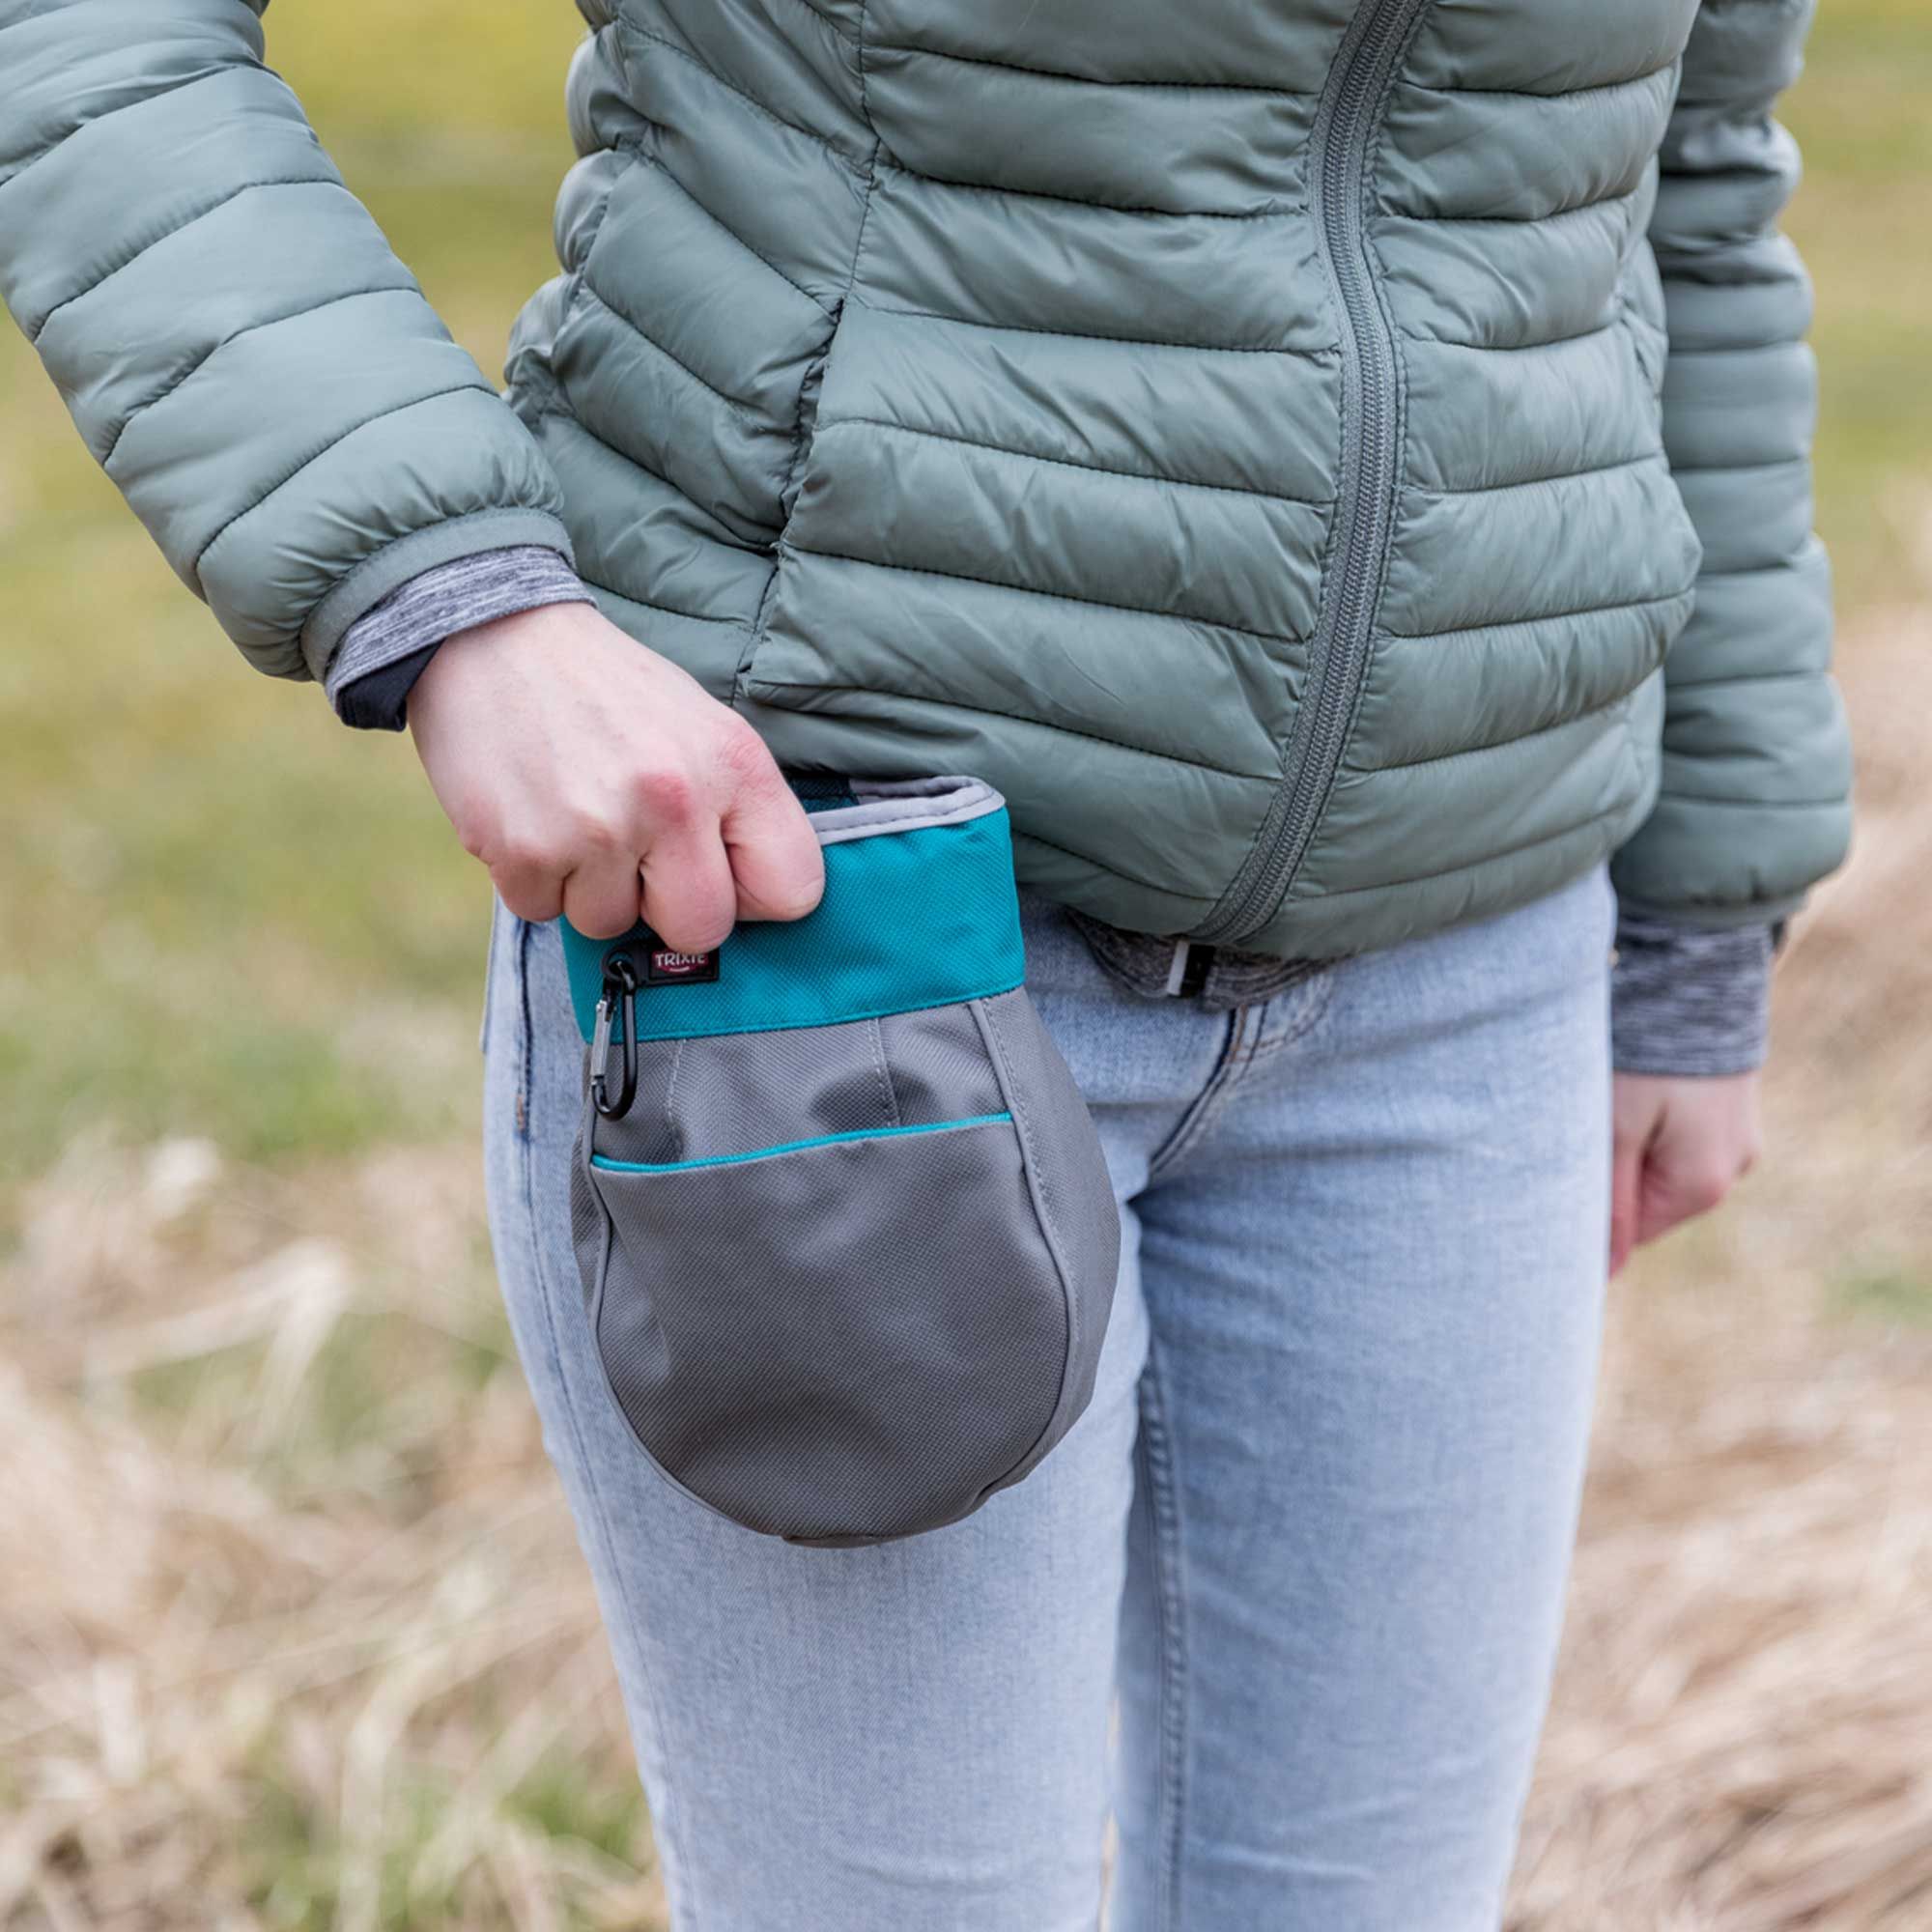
left=1609, top=1070, right=1763, bottom=1275
left=408, top=601, right=824, bottom=947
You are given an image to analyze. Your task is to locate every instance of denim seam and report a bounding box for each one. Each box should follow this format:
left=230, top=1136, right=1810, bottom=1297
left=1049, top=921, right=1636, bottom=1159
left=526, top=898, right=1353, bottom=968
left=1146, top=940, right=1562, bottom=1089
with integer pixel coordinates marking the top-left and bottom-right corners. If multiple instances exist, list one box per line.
left=515, top=920, right=535, bottom=1142
left=1136, top=1339, right=1190, bottom=1931
left=1242, top=968, right=1339, bottom=1060
left=1143, top=1014, right=1234, bottom=1181
left=478, top=900, right=501, bottom=1058
left=511, top=925, right=696, bottom=1922
left=1146, top=1008, right=1263, bottom=1183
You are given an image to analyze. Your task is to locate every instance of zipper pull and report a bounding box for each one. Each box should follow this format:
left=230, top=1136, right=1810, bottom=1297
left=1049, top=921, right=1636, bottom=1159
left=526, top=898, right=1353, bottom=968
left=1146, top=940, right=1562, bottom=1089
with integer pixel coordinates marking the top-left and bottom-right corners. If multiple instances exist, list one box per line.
left=590, top=952, right=641, bottom=1119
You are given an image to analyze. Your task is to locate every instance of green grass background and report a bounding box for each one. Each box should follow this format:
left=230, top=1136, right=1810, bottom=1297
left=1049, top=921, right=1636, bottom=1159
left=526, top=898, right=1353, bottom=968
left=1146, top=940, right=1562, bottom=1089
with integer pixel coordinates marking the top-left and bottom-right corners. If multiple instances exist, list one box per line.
left=0, top=0, right=1920, bottom=1179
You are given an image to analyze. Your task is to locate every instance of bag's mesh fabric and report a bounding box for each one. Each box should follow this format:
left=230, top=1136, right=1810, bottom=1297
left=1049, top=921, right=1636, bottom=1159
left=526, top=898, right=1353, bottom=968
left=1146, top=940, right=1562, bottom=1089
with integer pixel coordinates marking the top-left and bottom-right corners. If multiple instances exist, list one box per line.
left=590, top=1116, right=1069, bottom=1543
left=877, top=1003, right=1008, bottom=1124
left=576, top=1039, right=683, bottom=1165
left=590, top=1005, right=1004, bottom=1168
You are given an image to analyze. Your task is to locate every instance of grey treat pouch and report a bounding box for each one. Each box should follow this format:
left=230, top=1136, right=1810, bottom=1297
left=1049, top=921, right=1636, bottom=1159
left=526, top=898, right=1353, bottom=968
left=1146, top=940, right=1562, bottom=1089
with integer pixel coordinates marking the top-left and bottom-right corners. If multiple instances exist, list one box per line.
left=557, top=777, right=1120, bottom=1547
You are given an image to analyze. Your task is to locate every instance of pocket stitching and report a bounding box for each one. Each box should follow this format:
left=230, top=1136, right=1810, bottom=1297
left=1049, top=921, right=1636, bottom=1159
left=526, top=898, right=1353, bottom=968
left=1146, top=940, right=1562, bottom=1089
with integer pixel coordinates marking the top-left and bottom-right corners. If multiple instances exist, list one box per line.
left=867, top=1014, right=902, bottom=1127
left=968, top=996, right=1085, bottom=1491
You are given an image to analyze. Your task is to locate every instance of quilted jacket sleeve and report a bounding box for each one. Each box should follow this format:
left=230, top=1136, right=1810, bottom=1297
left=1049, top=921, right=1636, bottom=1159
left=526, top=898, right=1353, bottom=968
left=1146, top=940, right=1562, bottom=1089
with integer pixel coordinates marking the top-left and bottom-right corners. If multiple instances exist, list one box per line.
left=1610, top=0, right=1853, bottom=925
left=0, top=0, right=573, bottom=690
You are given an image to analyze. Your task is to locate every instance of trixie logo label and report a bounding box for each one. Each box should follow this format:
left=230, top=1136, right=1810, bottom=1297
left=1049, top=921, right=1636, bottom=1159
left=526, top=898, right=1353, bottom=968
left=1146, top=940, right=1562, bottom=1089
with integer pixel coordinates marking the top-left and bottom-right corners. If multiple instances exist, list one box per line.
left=644, top=947, right=721, bottom=985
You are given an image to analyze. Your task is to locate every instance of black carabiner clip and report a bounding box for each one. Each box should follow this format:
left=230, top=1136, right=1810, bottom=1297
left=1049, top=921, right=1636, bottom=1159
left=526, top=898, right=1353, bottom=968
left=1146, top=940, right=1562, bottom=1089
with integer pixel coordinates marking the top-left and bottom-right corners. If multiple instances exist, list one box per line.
left=590, top=952, right=641, bottom=1119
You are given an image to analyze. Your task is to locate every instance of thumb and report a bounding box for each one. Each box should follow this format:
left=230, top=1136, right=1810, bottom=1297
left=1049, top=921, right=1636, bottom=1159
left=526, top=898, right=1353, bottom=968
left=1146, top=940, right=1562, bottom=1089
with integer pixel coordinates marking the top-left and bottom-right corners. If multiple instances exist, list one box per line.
left=721, top=766, right=827, bottom=923
left=1609, top=1131, right=1644, bottom=1277
left=1609, top=1075, right=1666, bottom=1277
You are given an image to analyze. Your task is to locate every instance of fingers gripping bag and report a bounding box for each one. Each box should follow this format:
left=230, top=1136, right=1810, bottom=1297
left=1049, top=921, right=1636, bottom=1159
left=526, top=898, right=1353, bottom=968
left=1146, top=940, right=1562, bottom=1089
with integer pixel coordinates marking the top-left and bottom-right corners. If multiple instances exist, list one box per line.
left=558, top=777, right=1121, bottom=1547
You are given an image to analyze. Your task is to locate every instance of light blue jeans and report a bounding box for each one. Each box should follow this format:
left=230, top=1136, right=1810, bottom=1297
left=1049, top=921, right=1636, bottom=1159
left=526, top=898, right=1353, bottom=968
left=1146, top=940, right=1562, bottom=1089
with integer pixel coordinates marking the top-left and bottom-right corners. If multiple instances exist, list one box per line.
left=480, top=863, right=1618, bottom=1931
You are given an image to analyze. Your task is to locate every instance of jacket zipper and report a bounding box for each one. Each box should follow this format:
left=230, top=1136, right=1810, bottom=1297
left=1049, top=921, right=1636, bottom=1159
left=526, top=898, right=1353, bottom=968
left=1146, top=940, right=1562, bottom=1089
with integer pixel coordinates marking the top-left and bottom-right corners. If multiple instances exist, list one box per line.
left=1197, top=0, right=1430, bottom=946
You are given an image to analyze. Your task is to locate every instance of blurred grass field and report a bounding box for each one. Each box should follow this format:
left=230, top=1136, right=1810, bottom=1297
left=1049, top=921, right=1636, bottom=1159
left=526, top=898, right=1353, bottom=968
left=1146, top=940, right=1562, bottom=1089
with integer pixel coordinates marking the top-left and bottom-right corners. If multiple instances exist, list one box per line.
left=2, top=5, right=1930, bottom=1927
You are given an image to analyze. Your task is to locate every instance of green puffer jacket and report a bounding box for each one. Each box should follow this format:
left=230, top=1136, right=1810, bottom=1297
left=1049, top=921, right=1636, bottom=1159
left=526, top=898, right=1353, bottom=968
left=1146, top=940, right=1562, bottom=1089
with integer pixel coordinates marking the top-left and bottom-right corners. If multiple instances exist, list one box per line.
left=0, top=0, right=1852, bottom=957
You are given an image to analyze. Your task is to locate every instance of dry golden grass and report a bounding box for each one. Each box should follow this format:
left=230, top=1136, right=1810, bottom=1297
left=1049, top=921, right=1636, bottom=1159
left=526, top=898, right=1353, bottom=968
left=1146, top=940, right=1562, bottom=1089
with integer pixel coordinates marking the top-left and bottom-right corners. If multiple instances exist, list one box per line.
left=1, top=612, right=1926, bottom=1930
left=0, top=1147, right=663, bottom=1931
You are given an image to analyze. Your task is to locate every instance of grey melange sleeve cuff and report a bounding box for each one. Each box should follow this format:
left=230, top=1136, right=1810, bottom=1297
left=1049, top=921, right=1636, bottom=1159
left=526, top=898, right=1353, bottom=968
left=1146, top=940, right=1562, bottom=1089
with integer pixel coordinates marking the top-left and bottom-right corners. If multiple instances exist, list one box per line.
left=326, top=544, right=593, bottom=730
left=1610, top=913, right=1777, bottom=1077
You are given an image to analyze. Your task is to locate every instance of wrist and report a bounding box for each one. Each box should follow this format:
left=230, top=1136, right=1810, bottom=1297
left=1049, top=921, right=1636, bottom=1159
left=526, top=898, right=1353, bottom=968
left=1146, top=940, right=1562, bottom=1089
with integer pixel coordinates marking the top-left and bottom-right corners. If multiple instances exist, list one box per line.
left=331, top=545, right=592, bottom=731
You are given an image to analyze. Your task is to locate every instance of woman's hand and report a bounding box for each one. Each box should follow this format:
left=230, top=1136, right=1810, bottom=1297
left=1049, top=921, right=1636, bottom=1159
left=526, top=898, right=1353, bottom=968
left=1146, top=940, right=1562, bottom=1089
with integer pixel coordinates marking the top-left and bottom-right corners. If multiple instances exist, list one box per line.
left=407, top=602, right=825, bottom=947
left=1609, top=1071, right=1763, bottom=1274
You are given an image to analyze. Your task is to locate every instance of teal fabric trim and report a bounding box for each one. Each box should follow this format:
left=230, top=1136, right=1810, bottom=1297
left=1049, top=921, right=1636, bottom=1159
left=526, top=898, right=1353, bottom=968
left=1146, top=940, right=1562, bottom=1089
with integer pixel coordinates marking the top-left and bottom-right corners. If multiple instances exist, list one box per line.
left=559, top=806, right=1027, bottom=1041
left=590, top=1112, right=1013, bottom=1174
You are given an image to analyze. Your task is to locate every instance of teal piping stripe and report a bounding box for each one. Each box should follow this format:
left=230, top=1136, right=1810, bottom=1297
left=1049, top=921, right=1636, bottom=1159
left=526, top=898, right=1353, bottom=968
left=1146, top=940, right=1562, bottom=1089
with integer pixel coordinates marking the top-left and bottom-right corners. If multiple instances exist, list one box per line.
left=590, top=1113, right=1013, bottom=1175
